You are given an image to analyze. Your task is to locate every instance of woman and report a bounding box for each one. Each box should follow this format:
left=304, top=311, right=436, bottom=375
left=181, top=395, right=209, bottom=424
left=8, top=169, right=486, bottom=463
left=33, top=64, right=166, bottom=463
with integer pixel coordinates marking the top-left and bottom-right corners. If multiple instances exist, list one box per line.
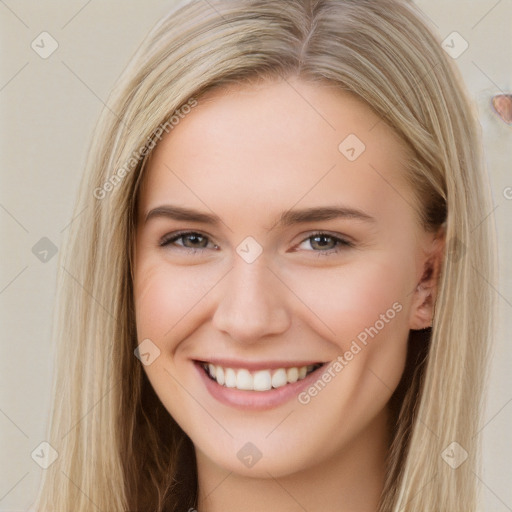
left=33, top=0, right=495, bottom=510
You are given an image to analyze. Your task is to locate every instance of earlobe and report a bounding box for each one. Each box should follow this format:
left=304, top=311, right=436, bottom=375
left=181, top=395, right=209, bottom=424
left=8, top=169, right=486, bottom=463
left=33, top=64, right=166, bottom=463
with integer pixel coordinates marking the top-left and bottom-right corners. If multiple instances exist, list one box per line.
left=409, top=232, right=445, bottom=331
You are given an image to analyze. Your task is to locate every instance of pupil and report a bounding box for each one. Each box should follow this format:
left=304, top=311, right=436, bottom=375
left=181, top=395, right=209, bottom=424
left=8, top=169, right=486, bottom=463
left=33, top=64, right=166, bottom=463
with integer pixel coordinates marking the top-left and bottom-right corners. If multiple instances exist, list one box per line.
left=313, top=235, right=332, bottom=249
left=187, top=234, right=206, bottom=247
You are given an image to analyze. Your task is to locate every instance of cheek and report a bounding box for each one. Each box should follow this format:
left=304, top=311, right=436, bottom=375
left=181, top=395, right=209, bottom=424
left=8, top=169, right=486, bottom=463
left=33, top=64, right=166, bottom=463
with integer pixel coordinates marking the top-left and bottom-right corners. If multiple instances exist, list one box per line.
left=133, top=257, right=211, bottom=344
left=284, top=253, right=415, bottom=348
left=134, top=263, right=176, bottom=342
left=288, top=256, right=413, bottom=437
left=285, top=252, right=414, bottom=414
left=133, top=258, right=211, bottom=431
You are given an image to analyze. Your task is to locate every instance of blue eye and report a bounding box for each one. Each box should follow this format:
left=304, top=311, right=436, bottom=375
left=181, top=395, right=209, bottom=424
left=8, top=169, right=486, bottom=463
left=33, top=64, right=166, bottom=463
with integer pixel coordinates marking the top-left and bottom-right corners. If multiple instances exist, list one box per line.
left=159, top=231, right=352, bottom=255
left=159, top=231, right=217, bottom=253
left=298, top=232, right=353, bottom=254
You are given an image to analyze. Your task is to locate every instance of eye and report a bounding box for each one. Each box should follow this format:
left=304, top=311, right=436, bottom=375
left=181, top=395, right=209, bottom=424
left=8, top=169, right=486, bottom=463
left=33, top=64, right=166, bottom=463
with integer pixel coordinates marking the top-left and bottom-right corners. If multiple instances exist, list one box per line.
left=158, top=230, right=352, bottom=256
left=159, top=231, right=218, bottom=253
left=296, top=232, right=353, bottom=255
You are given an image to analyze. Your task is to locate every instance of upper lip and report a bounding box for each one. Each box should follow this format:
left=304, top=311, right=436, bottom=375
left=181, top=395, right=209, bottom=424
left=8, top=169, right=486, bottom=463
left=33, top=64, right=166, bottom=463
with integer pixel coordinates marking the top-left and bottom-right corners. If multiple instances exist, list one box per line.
left=194, top=358, right=327, bottom=371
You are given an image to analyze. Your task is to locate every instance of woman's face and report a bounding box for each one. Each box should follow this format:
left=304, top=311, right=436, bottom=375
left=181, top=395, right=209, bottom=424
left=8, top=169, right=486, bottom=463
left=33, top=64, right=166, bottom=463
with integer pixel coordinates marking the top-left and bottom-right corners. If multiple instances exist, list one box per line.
left=133, top=79, right=441, bottom=478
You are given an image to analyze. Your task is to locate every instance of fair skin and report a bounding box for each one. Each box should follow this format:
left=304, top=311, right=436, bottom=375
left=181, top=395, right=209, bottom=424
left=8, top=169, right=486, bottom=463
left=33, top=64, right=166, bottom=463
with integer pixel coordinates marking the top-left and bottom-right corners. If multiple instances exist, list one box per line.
left=133, top=78, right=444, bottom=512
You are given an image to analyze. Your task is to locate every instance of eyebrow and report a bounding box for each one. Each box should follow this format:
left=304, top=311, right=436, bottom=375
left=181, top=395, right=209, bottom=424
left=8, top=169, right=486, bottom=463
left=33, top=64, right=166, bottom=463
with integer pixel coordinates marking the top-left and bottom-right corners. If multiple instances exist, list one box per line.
left=143, top=204, right=376, bottom=230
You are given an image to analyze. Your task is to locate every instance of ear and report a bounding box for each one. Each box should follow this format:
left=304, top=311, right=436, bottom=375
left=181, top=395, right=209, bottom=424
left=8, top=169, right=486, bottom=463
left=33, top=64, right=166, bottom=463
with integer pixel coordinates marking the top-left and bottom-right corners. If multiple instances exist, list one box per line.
left=409, top=228, right=446, bottom=330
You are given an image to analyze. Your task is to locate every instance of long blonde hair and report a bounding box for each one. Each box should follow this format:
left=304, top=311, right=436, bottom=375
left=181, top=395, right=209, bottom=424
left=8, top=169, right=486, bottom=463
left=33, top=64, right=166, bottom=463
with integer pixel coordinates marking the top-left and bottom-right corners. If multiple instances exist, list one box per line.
left=34, top=1, right=495, bottom=510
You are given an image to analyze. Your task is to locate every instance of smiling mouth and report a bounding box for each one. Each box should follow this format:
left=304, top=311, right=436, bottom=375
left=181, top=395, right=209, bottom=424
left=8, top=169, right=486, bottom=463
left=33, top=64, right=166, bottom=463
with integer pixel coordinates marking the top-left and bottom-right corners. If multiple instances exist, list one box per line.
left=199, top=361, right=325, bottom=392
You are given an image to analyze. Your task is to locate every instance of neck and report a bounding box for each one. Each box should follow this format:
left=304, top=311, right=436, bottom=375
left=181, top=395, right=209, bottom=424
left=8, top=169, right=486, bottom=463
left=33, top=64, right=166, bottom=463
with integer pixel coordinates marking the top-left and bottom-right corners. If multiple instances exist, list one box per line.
left=194, top=405, right=391, bottom=512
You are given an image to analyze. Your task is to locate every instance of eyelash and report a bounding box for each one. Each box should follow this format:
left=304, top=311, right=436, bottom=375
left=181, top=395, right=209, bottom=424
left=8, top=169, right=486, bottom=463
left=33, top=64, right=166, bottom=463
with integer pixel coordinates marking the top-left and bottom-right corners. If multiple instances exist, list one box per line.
left=158, top=230, right=353, bottom=256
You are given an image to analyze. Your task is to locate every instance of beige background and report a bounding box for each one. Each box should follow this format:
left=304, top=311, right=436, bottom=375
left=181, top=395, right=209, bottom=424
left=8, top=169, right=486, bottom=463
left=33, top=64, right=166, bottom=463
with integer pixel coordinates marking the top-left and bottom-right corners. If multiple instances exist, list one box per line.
left=0, top=1, right=511, bottom=510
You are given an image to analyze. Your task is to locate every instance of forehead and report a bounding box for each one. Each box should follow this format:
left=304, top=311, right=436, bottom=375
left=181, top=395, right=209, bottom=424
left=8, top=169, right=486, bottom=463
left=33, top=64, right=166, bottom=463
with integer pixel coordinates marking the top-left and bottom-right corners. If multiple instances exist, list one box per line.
left=137, top=79, right=416, bottom=231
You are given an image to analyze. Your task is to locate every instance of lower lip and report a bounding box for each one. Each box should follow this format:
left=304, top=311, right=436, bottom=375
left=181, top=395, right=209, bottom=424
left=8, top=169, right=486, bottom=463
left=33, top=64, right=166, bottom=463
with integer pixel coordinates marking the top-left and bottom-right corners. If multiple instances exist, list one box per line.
left=194, top=361, right=326, bottom=410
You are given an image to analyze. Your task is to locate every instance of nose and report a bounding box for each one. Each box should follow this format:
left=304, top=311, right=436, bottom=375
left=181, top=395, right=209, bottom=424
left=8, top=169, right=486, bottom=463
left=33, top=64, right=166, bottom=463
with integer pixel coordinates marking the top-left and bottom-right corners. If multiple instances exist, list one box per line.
left=212, top=258, right=291, bottom=344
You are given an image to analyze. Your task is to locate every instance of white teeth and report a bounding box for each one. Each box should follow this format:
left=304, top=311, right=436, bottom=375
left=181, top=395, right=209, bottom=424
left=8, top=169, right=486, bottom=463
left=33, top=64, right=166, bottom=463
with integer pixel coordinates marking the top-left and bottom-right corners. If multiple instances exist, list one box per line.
left=203, top=363, right=321, bottom=391
left=253, top=370, right=272, bottom=391
left=271, top=368, right=287, bottom=389
left=286, top=367, right=299, bottom=383
left=236, top=369, right=253, bottom=390
left=216, top=366, right=225, bottom=385
left=225, top=368, right=237, bottom=388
